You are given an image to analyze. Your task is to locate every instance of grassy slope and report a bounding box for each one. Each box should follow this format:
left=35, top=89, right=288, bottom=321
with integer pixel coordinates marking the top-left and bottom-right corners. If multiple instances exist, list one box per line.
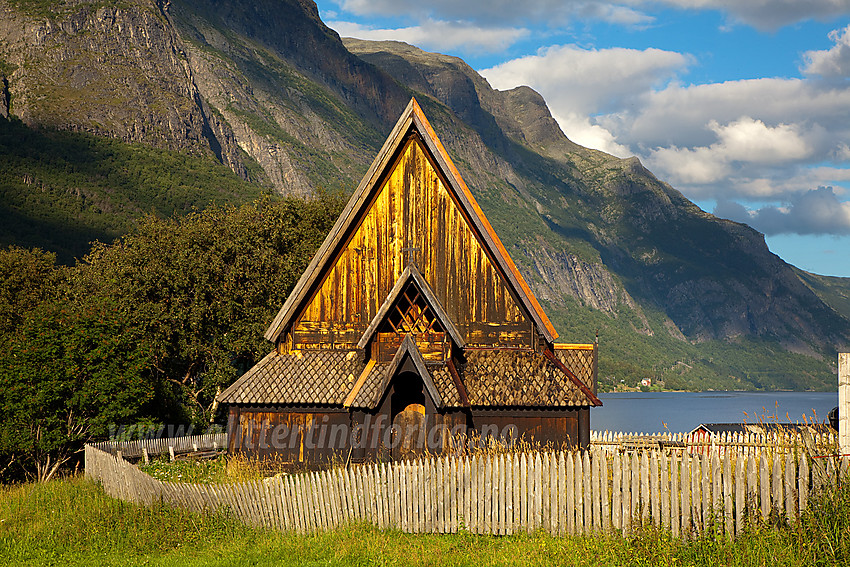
left=0, top=117, right=266, bottom=264
left=546, top=298, right=838, bottom=392
left=1, top=477, right=847, bottom=566
left=796, top=268, right=850, bottom=322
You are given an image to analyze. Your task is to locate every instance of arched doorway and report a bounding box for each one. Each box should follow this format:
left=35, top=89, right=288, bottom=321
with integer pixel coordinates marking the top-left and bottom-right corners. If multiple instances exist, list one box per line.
left=390, top=371, right=427, bottom=460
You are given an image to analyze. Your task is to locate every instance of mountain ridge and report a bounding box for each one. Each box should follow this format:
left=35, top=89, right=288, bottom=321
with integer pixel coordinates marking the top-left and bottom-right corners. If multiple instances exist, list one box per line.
left=0, top=0, right=847, bottom=389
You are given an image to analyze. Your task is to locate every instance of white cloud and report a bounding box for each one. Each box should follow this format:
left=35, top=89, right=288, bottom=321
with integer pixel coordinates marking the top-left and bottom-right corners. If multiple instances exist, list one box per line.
left=327, top=20, right=529, bottom=53
left=606, top=78, right=850, bottom=149
left=480, top=44, right=690, bottom=115
left=479, top=43, right=850, bottom=204
left=336, top=0, right=654, bottom=28
left=335, top=0, right=848, bottom=31
left=551, top=112, right=632, bottom=157
left=595, top=77, right=850, bottom=200
left=648, top=145, right=731, bottom=185
left=709, top=118, right=812, bottom=162
left=803, top=24, right=850, bottom=78
left=657, top=0, right=850, bottom=31
left=645, top=118, right=814, bottom=187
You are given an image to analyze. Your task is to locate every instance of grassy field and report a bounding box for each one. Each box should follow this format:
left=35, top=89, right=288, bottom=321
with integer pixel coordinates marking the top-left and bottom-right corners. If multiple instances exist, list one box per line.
left=0, top=476, right=848, bottom=566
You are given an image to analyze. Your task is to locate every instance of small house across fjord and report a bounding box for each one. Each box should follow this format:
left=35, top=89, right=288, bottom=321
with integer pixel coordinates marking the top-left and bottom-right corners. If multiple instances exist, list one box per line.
left=217, top=98, right=601, bottom=466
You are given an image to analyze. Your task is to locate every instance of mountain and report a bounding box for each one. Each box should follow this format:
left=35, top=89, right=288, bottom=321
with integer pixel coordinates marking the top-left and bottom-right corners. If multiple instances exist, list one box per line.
left=1, top=0, right=848, bottom=390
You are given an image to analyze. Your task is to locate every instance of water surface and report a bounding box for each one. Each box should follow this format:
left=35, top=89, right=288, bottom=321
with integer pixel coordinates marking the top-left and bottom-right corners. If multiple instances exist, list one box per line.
left=592, top=391, right=837, bottom=434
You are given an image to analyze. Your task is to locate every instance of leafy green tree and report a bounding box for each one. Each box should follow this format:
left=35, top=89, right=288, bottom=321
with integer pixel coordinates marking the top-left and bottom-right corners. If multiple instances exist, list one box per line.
left=72, top=196, right=342, bottom=426
left=0, top=246, right=59, bottom=335
left=0, top=297, right=154, bottom=482
left=0, top=195, right=341, bottom=480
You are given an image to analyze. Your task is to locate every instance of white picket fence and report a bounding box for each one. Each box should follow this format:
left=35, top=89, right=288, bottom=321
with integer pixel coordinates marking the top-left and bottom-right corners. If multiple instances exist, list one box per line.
left=591, top=429, right=836, bottom=455
left=85, top=438, right=842, bottom=537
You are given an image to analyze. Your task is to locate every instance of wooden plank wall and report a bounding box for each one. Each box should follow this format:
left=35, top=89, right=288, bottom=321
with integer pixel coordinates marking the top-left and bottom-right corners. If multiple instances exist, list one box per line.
left=85, top=436, right=842, bottom=537
left=293, top=138, right=533, bottom=350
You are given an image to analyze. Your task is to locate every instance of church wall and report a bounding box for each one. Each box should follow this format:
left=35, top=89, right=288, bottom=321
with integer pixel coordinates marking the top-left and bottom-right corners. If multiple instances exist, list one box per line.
left=227, top=404, right=590, bottom=466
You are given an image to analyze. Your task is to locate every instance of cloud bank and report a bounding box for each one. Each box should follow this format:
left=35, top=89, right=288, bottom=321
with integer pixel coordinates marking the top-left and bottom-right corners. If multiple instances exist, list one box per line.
left=476, top=29, right=850, bottom=235
left=323, top=0, right=850, bottom=236
left=715, top=187, right=850, bottom=235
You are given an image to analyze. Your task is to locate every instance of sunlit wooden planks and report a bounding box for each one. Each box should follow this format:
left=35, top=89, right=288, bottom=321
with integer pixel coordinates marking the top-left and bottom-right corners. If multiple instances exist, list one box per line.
left=294, top=138, right=532, bottom=349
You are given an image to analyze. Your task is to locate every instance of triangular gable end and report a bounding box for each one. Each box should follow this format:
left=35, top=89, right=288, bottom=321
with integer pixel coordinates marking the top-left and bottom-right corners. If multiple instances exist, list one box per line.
left=265, top=97, right=559, bottom=346
left=370, top=334, right=444, bottom=409
left=357, top=264, right=465, bottom=351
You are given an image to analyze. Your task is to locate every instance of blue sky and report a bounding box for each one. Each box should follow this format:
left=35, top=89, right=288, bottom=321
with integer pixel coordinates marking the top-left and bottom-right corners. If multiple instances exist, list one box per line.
left=315, top=0, right=850, bottom=277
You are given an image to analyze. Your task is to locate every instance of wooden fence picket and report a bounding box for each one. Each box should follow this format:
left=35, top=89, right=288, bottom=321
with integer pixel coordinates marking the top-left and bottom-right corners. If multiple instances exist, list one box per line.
left=85, top=432, right=839, bottom=541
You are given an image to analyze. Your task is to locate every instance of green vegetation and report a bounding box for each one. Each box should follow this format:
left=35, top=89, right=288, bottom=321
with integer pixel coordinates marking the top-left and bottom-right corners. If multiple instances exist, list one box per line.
left=0, top=117, right=266, bottom=263
left=545, top=297, right=837, bottom=392
left=139, top=453, right=269, bottom=484
left=1, top=476, right=849, bottom=566
left=140, top=456, right=228, bottom=484
left=0, top=196, right=343, bottom=482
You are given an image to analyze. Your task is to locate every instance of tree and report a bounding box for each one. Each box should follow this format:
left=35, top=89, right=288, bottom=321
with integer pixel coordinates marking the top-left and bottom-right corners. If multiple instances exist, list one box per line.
left=0, top=195, right=342, bottom=480
left=72, top=196, right=342, bottom=426
left=0, top=246, right=59, bottom=335
left=0, top=297, right=154, bottom=482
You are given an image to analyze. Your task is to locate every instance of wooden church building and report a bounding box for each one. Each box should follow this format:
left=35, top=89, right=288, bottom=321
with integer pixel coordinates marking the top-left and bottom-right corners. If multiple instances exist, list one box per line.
left=218, top=99, right=601, bottom=464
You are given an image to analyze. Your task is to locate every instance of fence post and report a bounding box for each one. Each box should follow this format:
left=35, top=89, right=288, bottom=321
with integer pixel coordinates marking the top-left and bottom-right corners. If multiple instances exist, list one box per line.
left=785, top=453, right=797, bottom=521
left=760, top=455, right=770, bottom=521
left=840, top=353, right=850, bottom=459
left=611, top=451, right=620, bottom=534
left=799, top=454, right=809, bottom=515
left=735, top=451, right=745, bottom=535
left=670, top=453, right=680, bottom=538
left=600, top=452, right=610, bottom=532
left=660, top=452, right=669, bottom=531
left=723, top=453, right=733, bottom=535
left=772, top=456, right=783, bottom=519
left=640, top=452, right=650, bottom=524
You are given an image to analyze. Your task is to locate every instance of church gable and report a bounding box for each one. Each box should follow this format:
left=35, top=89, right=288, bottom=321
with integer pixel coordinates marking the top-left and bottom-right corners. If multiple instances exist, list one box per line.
left=357, top=264, right=464, bottom=363
left=220, top=99, right=599, bottom=465
left=291, top=132, right=535, bottom=350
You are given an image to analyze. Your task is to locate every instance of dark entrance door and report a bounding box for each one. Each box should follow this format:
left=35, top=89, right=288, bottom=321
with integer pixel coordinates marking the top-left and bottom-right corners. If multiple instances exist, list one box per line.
left=390, top=371, right=427, bottom=460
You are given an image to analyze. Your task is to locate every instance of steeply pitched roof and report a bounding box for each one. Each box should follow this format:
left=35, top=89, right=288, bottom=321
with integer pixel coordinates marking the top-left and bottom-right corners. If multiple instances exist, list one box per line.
left=356, top=264, right=465, bottom=350
left=217, top=350, right=363, bottom=405
left=264, top=97, right=558, bottom=344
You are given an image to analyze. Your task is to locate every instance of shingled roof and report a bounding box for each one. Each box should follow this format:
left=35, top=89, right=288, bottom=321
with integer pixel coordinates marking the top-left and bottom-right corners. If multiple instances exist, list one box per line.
left=217, top=350, right=363, bottom=406
left=217, top=346, right=599, bottom=408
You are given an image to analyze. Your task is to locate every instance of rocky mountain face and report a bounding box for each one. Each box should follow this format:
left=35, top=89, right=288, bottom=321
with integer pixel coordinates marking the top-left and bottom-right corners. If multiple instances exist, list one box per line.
left=0, top=0, right=245, bottom=175
left=1, top=0, right=848, bottom=387
left=344, top=39, right=850, bottom=355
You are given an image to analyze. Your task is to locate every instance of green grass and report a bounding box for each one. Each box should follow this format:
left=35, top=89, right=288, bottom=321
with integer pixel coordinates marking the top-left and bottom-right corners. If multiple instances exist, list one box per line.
left=1, top=476, right=849, bottom=566
left=139, top=456, right=229, bottom=484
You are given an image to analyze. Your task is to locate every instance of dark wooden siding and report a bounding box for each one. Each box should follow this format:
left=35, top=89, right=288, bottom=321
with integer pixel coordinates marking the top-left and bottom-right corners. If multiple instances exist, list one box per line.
left=227, top=406, right=352, bottom=466
left=470, top=408, right=586, bottom=450
left=227, top=405, right=590, bottom=465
